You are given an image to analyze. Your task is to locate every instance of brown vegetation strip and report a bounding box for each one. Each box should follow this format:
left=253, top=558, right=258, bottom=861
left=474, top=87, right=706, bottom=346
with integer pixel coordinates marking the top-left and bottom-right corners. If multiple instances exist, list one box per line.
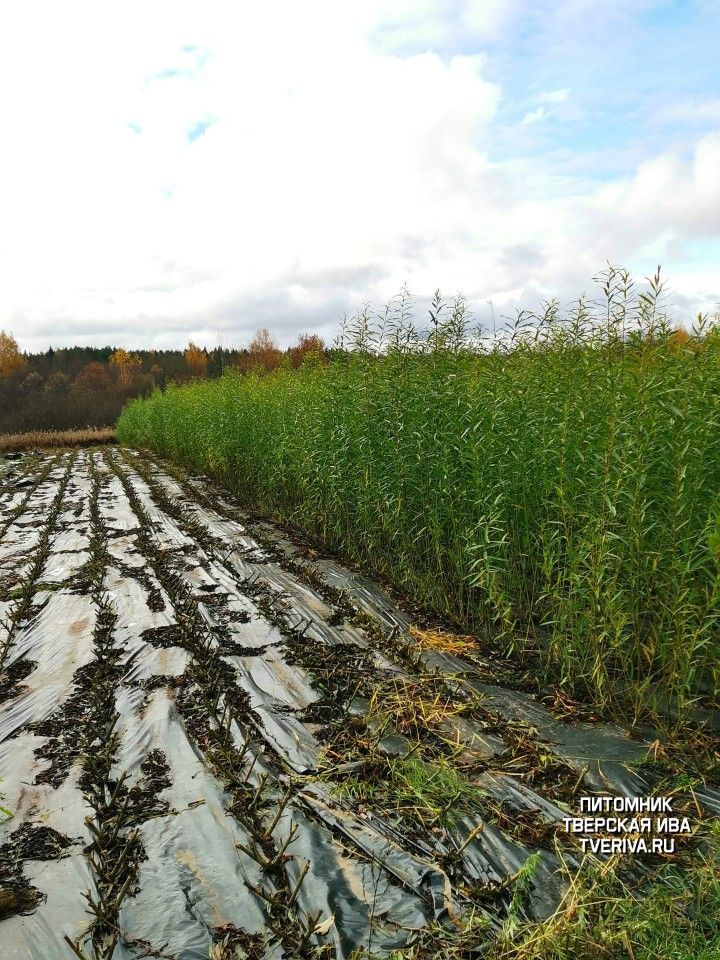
left=0, top=427, right=115, bottom=452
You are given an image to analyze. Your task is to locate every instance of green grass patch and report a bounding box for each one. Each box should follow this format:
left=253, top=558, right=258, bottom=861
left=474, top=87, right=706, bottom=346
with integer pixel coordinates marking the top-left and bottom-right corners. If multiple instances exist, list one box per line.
left=334, top=754, right=484, bottom=827
left=489, top=822, right=720, bottom=960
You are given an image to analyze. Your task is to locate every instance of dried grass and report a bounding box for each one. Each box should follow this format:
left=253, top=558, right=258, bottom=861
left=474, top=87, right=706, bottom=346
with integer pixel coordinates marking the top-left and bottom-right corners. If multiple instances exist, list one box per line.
left=368, top=675, right=474, bottom=740
left=0, top=428, right=115, bottom=452
left=408, top=626, right=478, bottom=657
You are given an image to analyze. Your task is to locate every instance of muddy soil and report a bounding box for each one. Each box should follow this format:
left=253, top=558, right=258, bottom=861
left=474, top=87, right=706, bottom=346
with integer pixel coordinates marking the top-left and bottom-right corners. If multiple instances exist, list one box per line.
left=0, top=448, right=717, bottom=960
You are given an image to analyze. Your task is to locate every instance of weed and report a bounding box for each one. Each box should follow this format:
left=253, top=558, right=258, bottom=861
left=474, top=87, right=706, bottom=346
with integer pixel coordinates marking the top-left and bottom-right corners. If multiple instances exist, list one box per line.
left=335, top=753, right=484, bottom=829
left=488, top=821, right=720, bottom=960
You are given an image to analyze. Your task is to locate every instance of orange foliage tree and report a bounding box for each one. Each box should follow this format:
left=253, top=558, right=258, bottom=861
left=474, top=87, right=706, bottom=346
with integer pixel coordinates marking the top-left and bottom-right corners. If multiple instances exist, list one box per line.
left=248, top=328, right=282, bottom=372
left=184, top=342, right=208, bottom=378
left=288, top=333, right=326, bottom=368
left=72, top=361, right=112, bottom=396
left=0, top=331, right=27, bottom=380
left=109, top=348, right=142, bottom=389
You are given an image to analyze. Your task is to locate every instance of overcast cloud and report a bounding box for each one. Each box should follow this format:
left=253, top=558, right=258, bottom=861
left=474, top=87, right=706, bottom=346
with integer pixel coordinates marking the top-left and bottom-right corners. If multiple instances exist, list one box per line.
left=1, top=1, right=719, bottom=351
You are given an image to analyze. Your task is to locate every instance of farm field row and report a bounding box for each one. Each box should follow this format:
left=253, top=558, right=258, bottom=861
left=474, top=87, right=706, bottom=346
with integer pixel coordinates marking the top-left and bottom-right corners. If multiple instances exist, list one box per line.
left=1, top=447, right=718, bottom=958
left=117, top=322, right=720, bottom=727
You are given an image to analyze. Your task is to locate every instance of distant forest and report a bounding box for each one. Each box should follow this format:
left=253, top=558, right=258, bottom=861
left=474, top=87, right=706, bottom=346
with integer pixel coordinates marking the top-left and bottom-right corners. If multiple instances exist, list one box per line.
left=0, top=330, right=326, bottom=434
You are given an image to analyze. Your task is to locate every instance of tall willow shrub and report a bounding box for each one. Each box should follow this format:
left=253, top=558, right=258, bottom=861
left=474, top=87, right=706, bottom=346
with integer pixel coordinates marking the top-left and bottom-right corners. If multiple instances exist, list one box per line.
left=117, top=269, right=720, bottom=720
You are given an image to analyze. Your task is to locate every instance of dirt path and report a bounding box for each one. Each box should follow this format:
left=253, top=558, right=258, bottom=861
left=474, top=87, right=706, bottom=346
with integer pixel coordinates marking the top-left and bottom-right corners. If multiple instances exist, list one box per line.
left=1, top=448, right=717, bottom=959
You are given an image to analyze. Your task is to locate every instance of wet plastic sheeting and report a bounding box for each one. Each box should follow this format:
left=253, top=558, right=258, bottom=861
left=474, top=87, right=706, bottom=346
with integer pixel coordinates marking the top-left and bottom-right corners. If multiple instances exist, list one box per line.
left=98, top=472, right=143, bottom=534
left=234, top=647, right=320, bottom=711
left=114, top=690, right=272, bottom=960
left=2, top=854, right=96, bottom=960
left=477, top=772, right=569, bottom=824
left=0, top=460, right=100, bottom=958
left=108, top=468, right=330, bottom=774
left=446, top=812, right=564, bottom=922
left=122, top=471, right=195, bottom=550
left=274, top=804, right=429, bottom=960
left=426, top=655, right=656, bottom=795
left=0, top=592, right=96, bottom=739
left=2, top=449, right=717, bottom=958
left=105, top=568, right=187, bottom=683
left=249, top=703, right=323, bottom=774
left=0, top=472, right=62, bottom=569
left=1, top=735, right=95, bottom=957
left=227, top=647, right=323, bottom=772
left=694, top=785, right=720, bottom=817
left=299, top=785, right=455, bottom=922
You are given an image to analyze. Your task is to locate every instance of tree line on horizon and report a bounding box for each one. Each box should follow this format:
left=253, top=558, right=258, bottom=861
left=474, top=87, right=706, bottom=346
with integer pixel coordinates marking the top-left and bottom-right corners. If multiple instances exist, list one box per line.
left=0, top=329, right=327, bottom=435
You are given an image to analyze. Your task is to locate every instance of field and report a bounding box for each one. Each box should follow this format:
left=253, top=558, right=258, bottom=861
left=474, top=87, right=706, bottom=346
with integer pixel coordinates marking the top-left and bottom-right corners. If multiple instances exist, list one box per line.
left=117, top=281, right=720, bottom=728
left=2, top=447, right=718, bottom=959
left=0, top=428, right=115, bottom=453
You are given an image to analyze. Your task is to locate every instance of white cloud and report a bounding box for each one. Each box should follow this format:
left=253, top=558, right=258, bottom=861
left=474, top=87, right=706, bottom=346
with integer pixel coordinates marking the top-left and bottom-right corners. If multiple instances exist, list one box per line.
left=520, top=107, right=548, bottom=124
left=368, top=0, right=521, bottom=50
left=654, top=98, right=720, bottom=125
left=538, top=88, right=571, bottom=103
left=0, top=1, right=717, bottom=351
left=593, top=134, right=720, bottom=242
left=457, top=0, right=522, bottom=40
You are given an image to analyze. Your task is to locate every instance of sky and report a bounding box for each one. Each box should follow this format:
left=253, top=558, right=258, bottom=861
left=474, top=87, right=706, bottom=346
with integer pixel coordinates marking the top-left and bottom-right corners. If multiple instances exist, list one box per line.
left=1, top=0, right=719, bottom=352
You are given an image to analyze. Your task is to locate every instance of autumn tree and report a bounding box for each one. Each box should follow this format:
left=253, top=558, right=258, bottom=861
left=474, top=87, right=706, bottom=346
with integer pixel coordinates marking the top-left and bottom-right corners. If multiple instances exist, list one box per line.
left=0, top=331, right=27, bottom=380
left=72, top=361, right=112, bottom=397
left=43, top=371, right=70, bottom=396
left=667, top=327, right=700, bottom=353
left=248, top=328, right=282, bottom=372
left=149, top=364, right=165, bottom=388
left=288, top=333, right=326, bottom=368
left=109, top=348, right=142, bottom=389
left=184, top=342, right=208, bottom=378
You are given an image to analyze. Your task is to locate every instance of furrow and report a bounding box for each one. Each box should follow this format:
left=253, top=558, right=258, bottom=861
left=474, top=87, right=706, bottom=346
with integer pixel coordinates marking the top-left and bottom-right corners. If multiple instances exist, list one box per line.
left=118, top=453, right=572, bottom=906
left=0, top=452, right=58, bottom=536
left=104, top=449, right=339, bottom=957
left=1, top=452, right=97, bottom=959
left=106, top=449, right=443, bottom=957
left=62, top=454, right=183, bottom=960
left=0, top=452, right=77, bottom=672
left=110, top=454, right=554, bottom=930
